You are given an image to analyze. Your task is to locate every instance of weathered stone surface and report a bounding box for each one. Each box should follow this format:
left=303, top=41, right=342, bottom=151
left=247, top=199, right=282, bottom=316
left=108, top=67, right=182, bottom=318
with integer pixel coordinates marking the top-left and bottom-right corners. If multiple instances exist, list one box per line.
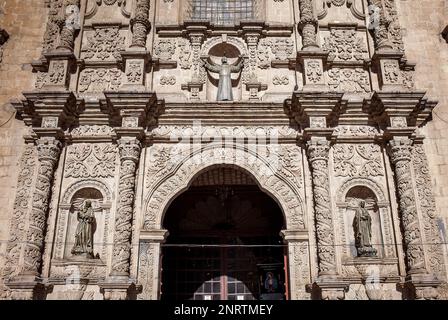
left=0, top=0, right=446, bottom=300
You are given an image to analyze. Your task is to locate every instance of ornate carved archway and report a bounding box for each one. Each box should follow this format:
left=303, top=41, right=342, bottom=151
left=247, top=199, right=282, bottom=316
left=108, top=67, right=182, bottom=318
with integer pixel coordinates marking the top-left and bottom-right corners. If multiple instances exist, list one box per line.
left=137, top=143, right=311, bottom=300
left=143, top=143, right=306, bottom=231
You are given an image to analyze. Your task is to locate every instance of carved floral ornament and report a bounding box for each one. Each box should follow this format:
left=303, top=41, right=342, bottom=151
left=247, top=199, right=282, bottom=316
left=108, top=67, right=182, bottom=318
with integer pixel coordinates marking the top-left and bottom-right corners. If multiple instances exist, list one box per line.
left=143, top=143, right=306, bottom=231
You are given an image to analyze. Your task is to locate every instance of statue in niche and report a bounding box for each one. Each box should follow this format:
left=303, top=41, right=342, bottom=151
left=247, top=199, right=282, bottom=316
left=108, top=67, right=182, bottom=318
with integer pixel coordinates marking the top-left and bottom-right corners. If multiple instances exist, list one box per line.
left=202, top=55, right=244, bottom=101
left=71, top=200, right=96, bottom=259
left=353, top=200, right=377, bottom=257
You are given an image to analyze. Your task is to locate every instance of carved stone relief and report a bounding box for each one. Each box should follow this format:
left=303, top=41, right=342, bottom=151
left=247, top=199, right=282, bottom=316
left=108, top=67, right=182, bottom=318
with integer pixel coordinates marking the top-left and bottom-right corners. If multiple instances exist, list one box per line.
left=144, top=143, right=306, bottom=231
left=333, top=144, right=384, bottom=177
left=64, top=144, right=117, bottom=178
left=81, top=27, right=125, bottom=61
left=327, top=68, right=371, bottom=93
left=78, top=68, right=122, bottom=92
left=323, top=29, right=368, bottom=62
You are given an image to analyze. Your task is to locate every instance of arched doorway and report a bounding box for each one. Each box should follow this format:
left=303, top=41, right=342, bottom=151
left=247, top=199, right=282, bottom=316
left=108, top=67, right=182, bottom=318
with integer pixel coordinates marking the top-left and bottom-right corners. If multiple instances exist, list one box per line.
left=161, top=165, right=288, bottom=300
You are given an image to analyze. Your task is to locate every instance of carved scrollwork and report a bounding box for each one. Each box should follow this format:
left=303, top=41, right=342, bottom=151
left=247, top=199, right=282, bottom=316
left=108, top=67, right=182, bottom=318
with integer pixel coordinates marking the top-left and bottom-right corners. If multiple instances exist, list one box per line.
left=81, top=27, right=125, bottom=61
left=333, top=144, right=384, bottom=177
left=65, top=144, right=117, bottom=178
left=144, top=144, right=305, bottom=231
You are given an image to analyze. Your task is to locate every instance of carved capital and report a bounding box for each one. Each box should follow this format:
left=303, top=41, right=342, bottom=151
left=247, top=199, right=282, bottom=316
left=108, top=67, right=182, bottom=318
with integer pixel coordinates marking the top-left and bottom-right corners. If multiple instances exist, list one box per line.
left=118, top=139, right=142, bottom=163
left=388, top=138, right=412, bottom=164
left=307, top=139, right=330, bottom=162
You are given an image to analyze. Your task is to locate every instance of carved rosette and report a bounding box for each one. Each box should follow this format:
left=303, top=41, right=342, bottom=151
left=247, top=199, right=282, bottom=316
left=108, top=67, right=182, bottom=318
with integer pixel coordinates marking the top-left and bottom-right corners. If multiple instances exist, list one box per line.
left=307, top=140, right=337, bottom=275
left=388, top=139, right=426, bottom=273
left=298, top=0, right=318, bottom=49
left=23, top=139, right=62, bottom=274
left=111, top=139, right=142, bottom=276
left=130, top=0, right=151, bottom=48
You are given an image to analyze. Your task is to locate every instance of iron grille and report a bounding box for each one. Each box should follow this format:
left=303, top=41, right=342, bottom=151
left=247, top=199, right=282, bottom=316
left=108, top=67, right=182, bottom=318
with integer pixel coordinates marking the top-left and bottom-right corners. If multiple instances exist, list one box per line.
left=191, top=0, right=255, bottom=25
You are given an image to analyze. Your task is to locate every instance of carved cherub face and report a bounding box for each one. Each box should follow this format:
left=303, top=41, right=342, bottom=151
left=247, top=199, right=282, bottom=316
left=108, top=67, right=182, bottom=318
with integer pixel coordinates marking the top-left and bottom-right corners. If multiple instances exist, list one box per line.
left=221, top=56, right=228, bottom=64
left=84, top=200, right=92, bottom=208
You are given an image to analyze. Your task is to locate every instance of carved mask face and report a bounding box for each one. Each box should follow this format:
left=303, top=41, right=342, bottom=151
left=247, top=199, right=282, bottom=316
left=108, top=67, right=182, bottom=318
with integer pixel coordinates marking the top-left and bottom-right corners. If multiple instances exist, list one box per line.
left=221, top=57, right=228, bottom=64
left=85, top=200, right=92, bottom=208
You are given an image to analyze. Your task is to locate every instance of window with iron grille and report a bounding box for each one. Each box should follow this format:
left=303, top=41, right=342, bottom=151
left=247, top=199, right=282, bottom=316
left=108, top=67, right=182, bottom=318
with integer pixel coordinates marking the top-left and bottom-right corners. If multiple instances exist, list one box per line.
left=191, top=0, right=255, bottom=25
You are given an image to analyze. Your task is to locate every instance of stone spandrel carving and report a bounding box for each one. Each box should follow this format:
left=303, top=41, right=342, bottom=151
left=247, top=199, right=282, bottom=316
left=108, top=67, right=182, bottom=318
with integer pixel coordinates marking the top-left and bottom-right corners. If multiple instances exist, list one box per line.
left=111, top=139, right=141, bottom=276
left=328, top=68, right=371, bottom=93
left=23, top=139, right=62, bottom=274
left=81, top=27, right=125, bottom=61
left=333, top=144, right=384, bottom=177
left=78, top=68, right=122, bottom=92
left=323, top=29, right=368, bottom=62
left=307, top=140, right=337, bottom=275
left=3, top=146, right=37, bottom=278
left=412, top=145, right=445, bottom=278
left=65, top=144, right=117, bottom=178
left=388, top=139, right=426, bottom=273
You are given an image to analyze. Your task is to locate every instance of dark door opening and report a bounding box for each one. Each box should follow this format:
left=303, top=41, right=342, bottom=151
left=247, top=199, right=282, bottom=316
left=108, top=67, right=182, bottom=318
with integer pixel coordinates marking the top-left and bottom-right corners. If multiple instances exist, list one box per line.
left=161, top=167, right=288, bottom=300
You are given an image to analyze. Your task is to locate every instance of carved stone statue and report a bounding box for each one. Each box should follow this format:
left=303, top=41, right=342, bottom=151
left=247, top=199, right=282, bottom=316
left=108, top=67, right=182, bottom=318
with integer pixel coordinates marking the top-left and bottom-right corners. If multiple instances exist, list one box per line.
left=202, top=56, right=244, bottom=101
left=71, top=200, right=95, bottom=259
left=353, top=200, right=377, bottom=257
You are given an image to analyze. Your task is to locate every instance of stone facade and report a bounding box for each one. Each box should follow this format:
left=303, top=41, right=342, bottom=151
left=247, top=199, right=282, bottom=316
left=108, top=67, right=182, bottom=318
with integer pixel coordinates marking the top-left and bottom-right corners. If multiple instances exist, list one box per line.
left=0, top=0, right=447, bottom=300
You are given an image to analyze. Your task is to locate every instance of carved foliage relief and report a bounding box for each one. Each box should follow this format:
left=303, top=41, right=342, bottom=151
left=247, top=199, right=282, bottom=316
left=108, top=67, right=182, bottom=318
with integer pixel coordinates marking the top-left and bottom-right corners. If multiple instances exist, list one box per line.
left=79, top=68, right=122, bottom=92
left=412, top=145, right=445, bottom=277
left=81, top=27, right=125, bottom=61
left=65, top=144, right=117, bottom=178
left=3, top=146, right=37, bottom=277
left=333, top=144, right=384, bottom=177
left=323, top=29, right=368, bottom=62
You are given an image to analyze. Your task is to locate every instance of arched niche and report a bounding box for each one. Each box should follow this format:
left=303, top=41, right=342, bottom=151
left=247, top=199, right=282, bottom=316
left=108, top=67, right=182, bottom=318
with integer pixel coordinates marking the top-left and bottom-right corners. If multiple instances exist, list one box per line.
left=53, top=180, right=112, bottom=263
left=336, top=178, right=396, bottom=260
left=201, top=37, right=248, bottom=101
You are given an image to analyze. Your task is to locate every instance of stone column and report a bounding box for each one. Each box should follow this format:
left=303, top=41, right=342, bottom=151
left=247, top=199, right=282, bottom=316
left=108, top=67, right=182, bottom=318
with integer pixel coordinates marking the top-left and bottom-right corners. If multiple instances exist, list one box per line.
left=367, top=0, right=393, bottom=51
left=137, top=230, right=169, bottom=300
left=298, top=0, right=318, bottom=50
left=7, top=139, right=62, bottom=300
left=297, top=0, right=328, bottom=91
left=306, top=139, right=337, bottom=276
left=388, top=138, right=440, bottom=299
left=282, top=230, right=311, bottom=300
left=306, top=138, right=347, bottom=299
left=111, top=139, right=142, bottom=277
left=57, top=0, right=81, bottom=52
left=130, top=0, right=151, bottom=48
